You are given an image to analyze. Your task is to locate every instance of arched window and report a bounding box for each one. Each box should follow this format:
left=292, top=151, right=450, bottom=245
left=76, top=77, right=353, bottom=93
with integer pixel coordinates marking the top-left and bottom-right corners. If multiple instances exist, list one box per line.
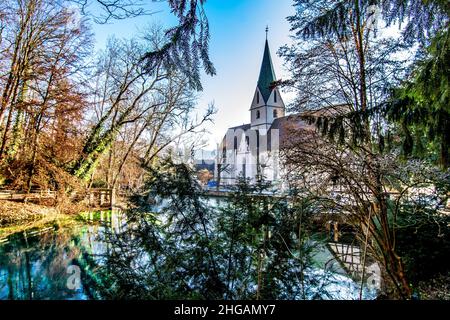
left=256, top=92, right=259, bottom=104
left=274, top=91, right=277, bottom=103
left=256, top=110, right=261, bottom=119
left=273, top=109, right=278, bottom=118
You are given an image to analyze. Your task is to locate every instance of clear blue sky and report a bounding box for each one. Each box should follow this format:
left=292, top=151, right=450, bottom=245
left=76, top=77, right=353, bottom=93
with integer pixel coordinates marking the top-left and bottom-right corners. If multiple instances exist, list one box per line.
left=91, top=0, right=296, bottom=149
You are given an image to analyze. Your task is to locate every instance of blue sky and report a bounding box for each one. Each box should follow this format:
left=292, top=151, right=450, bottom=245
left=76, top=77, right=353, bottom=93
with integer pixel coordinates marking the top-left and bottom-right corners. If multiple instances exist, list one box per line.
left=91, top=0, right=297, bottom=149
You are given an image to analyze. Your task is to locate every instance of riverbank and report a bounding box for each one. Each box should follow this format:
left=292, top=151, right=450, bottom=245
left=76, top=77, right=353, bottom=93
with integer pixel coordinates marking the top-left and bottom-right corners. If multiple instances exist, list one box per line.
left=0, top=200, right=91, bottom=238
left=0, top=200, right=57, bottom=225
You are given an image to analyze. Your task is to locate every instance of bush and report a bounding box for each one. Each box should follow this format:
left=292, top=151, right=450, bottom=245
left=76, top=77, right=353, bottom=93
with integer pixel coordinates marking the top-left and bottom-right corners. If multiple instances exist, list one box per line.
left=395, top=208, right=450, bottom=283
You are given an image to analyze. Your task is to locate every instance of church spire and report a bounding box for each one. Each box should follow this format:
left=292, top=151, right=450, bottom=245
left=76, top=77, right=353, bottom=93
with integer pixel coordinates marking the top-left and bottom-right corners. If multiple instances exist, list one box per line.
left=257, top=30, right=277, bottom=103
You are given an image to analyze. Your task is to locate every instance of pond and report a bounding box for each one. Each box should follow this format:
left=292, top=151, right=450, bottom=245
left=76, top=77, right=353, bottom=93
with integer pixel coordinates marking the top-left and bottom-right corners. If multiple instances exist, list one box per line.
left=0, top=213, right=109, bottom=300
left=0, top=209, right=378, bottom=300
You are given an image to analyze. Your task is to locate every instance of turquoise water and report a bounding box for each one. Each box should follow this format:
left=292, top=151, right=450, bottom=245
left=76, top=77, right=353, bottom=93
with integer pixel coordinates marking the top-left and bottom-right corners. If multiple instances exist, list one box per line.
left=0, top=217, right=109, bottom=300
left=0, top=210, right=376, bottom=300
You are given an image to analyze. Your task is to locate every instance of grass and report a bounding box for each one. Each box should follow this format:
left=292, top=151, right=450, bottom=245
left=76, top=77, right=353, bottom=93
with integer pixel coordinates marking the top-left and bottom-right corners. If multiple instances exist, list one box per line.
left=0, top=200, right=82, bottom=239
left=0, top=212, right=79, bottom=239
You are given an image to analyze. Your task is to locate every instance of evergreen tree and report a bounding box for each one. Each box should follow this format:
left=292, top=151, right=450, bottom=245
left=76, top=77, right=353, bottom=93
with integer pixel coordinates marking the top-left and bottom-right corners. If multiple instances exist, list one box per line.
left=80, top=160, right=336, bottom=299
left=388, top=29, right=449, bottom=168
left=287, top=0, right=449, bottom=168
left=280, top=0, right=449, bottom=298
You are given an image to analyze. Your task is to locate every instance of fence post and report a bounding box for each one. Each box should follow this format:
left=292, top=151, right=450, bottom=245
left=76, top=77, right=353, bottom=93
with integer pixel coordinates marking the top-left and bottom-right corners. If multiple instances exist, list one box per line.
left=100, top=191, right=104, bottom=206
left=110, top=188, right=116, bottom=208
left=333, top=222, right=339, bottom=242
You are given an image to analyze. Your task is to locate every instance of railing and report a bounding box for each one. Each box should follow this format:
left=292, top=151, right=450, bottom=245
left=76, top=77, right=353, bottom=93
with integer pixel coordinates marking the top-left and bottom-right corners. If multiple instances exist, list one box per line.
left=86, top=188, right=114, bottom=208
left=0, top=189, right=57, bottom=201
left=328, top=242, right=362, bottom=274
left=0, top=188, right=118, bottom=208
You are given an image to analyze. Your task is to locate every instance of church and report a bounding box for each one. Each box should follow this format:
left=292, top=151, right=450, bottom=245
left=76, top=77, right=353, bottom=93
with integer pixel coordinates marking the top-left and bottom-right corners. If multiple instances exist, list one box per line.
left=215, top=34, right=293, bottom=188
left=213, top=35, right=349, bottom=189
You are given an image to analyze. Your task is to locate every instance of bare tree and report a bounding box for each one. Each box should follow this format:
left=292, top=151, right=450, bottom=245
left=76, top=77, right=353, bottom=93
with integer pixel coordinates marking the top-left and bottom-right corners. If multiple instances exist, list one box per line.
left=71, top=0, right=216, bottom=90
left=280, top=113, right=449, bottom=299
left=0, top=0, right=93, bottom=191
left=279, top=1, right=427, bottom=298
left=81, top=31, right=214, bottom=194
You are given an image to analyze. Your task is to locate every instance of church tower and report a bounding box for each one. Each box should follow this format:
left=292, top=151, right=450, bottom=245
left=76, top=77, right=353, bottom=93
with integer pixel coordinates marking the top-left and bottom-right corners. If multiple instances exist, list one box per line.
left=250, top=29, right=285, bottom=131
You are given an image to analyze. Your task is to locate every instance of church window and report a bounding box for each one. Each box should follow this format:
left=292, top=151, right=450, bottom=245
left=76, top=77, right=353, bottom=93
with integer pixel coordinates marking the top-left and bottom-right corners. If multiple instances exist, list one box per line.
left=256, top=110, right=260, bottom=119
left=273, top=110, right=278, bottom=118
left=256, top=92, right=259, bottom=104
left=274, top=91, right=277, bottom=103
left=234, top=136, right=238, bottom=150
left=256, top=130, right=260, bottom=158
left=256, top=130, right=260, bottom=148
left=222, top=146, right=226, bottom=161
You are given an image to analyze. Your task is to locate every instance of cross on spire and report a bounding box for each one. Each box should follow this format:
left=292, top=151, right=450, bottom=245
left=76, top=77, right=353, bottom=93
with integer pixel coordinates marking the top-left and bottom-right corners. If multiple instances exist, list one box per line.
left=265, top=25, right=269, bottom=40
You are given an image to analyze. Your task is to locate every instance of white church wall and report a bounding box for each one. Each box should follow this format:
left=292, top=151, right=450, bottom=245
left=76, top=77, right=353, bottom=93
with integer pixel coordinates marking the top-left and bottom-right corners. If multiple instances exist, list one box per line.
left=251, top=107, right=268, bottom=127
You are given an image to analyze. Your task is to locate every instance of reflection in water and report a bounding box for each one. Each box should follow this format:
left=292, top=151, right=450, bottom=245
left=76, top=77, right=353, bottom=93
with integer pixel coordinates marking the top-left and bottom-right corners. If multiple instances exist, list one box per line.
left=0, top=211, right=120, bottom=300
left=0, top=209, right=376, bottom=300
left=0, top=224, right=88, bottom=299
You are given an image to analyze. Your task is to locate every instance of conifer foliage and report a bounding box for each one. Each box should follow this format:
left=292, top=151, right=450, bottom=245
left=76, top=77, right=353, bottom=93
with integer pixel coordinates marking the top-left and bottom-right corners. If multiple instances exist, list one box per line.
left=81, top=160, right=336, bottom=300
left=285, top=0, right=449, bottom=168
left=281, top=0, right=449, bottom=298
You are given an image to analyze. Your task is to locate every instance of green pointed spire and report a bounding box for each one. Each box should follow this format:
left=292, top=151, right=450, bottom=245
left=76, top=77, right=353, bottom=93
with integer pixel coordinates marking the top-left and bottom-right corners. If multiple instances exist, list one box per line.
left=257, top=39, right=277, bottom=103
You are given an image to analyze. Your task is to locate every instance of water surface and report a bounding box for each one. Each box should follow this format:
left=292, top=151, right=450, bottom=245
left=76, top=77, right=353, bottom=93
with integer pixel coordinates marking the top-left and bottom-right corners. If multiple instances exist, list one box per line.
left=0, top=210, right=376, bottom=300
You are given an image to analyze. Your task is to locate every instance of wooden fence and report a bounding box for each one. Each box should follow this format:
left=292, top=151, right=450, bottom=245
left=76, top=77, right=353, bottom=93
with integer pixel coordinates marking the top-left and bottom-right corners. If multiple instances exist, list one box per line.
left=0, top=188, right=115, bottom=208
left=0, top=189, right=57, bottom=202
